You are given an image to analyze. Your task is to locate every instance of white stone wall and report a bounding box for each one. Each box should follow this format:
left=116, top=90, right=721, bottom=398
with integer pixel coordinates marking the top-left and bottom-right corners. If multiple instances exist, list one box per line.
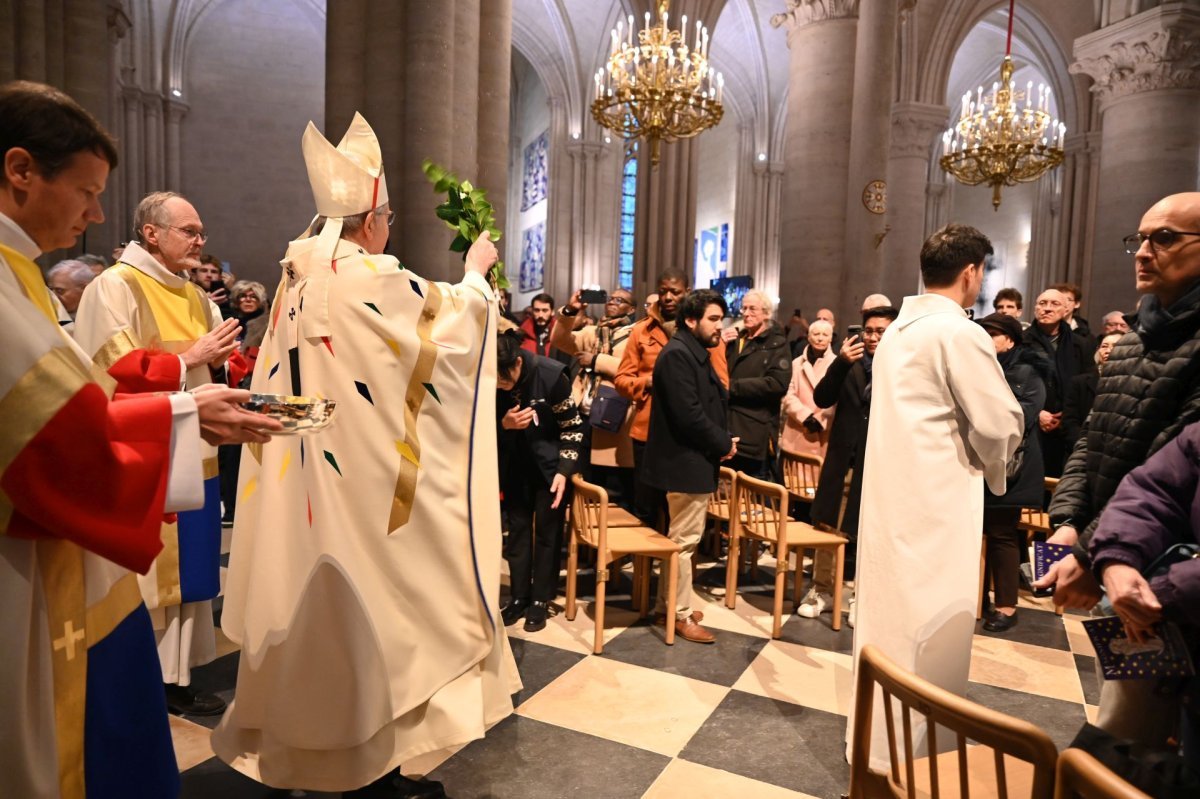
left=178, top=0, right=325, bottom=284
left=694, top=120, right=739, bottom=290
left=507, top=51, right=552, bottom=310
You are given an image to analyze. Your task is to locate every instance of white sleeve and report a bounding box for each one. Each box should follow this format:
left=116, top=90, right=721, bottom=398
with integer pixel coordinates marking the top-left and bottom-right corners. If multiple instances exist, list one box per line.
left=164, top=392, right=205, bottom=512
left=177, top=355, right=188, bottom=390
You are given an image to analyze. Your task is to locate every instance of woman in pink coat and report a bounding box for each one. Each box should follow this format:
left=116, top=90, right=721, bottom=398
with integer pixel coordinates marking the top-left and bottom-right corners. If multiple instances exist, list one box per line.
left=780, top=319, right=837, bottom=458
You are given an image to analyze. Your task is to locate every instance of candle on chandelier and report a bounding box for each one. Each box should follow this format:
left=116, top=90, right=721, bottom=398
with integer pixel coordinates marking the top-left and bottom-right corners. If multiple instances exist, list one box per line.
left=716, top=73, right=724, bottom=104
left=1057, top=121, right=1065, bottom=149
left=1044, top=87, right=1053, bottom=114
left=627, top=15, right=634, bottom=47
left=943, top=130, right=951, bottom=157
left=695, top=20, right=702, bottom=51
left=1026, top=81, right=1032, bottom=108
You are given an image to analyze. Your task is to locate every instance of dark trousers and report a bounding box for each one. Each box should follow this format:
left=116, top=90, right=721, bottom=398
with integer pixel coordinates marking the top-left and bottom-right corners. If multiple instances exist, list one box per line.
left=589, top=464, right=636, bottom=512
left=503, top=472, right=567, bottom=602
left=728, top=452, right=777, bottom=483
left=218, top=443, right=241, bottom=521
left=984, top=506, right=1023, bottom=609
left=631, top=439, right=667, bottom=530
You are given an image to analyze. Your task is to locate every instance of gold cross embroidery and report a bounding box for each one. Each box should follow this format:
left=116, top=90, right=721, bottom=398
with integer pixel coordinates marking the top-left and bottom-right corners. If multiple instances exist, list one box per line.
left=53, top=620, right=85, bottom=661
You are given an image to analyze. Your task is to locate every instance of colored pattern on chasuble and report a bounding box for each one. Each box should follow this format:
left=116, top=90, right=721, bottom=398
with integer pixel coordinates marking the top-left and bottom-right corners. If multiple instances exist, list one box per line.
left=389, top=280, right=445, bottom=532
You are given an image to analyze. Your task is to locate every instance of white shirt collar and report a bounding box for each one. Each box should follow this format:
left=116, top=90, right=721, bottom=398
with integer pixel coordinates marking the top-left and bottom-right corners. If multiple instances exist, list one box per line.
left=0, top=211, right=43, bottom=259
left=116, top=241, right=191, bottom=288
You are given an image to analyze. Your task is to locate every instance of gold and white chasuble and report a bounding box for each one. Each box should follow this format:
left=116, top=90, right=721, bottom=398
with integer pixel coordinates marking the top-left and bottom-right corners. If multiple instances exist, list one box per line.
left=212, top=236, right=519, bottom=791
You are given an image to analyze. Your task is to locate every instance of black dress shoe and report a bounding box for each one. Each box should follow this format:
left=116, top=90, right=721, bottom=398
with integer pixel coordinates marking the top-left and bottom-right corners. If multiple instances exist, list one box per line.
left=523, top=600, right=549, bottom=632
left=344, top=770, right=446, bottom=798
left=501, top=598, right=530, bottom=626
left=983, top=610, right=1018, bottom=633
left=164, top=683, right=226, bottom=716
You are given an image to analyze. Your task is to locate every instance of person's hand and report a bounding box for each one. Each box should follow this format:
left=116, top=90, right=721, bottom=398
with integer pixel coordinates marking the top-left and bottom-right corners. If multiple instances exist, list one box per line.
left=182, top=318, right=242, bottom=369
left=1102, top=563, right=1163, bottom=644
left=549, top=473, right=567, bottom=509
left=1039, top=410, right=1061, bottom=432
left=720, top=326, right=739, bottom=343
left=839, top=335, right=865, bottom=363
left=721, top=436, right=740, bottom=461
left=577, top=351, right=596, bottom=369
left=465, top=231, right=499, bottom=276
left=1032, top=553, right=1102, bottom=609
left=208, top=286, right=229, bottom=304
left=192, top=385, right=282, bottom=445
left=502, top=405, right=535, bottom=430
left=1047, top=524, right=1078, bottom=547
left=567, top=289, right=584, bottom=314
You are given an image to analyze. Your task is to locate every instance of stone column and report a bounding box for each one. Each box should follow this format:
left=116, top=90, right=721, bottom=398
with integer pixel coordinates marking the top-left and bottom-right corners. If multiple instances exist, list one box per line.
left=1071, top=2, right=1200, bottom=317
left=840, top=0, right=897, bottom=323
left=771, top=0, right=859, bottom=319
left=327, top=1, right=510, bottom=283
left=565, top=140, right=608, bottom=292
left=881, top=101, right=947, bottom=303
left=164, top=99, right=188, bottom=191
left=733, top=126, right=784, bottom=299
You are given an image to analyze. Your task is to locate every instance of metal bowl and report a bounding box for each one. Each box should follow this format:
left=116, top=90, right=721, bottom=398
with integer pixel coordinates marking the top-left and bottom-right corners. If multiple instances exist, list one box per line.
left=243, top=393, right=337, bottom=436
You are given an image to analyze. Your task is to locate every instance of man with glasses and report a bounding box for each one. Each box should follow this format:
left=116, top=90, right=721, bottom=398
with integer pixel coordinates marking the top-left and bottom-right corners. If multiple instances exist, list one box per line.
left=75, top=190, right=242, bottom=716
left=1035, top=192, right=1200, bottom=753
left=552, top=286, right=639, bottom=503
left=1022, top=288, right=1092, bottom=476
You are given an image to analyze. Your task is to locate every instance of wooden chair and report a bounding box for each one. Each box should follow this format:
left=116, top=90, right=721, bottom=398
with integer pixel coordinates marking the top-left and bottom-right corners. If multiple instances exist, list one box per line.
left=1054, top=749, right=1151, bottom=799
left=1017, top=477, right=1061, bottom=541
left=849, top=643, right=1059, bottom=799
left=705, top=466, right=736, bottom=558
left=566, top=475, right=680, bottom=654
left=725, top=471, right=847, bottom=637
left=780, top=448, right=823, bottom=505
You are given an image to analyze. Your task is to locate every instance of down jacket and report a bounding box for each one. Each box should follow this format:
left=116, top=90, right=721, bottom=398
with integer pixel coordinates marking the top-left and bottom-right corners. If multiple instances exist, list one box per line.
left=1049, top=291, right=1200, bottom=566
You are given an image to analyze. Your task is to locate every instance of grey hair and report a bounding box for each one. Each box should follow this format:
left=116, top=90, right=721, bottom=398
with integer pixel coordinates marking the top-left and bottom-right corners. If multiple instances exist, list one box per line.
left=1102, top=310, right=1125, bottom=324
left=808, top=319, right=833, bottom=334
left=133, top=191, right=184, bottom=243
left=311, top=204, right=386, bottom=237
left=76, top=253, right=108, bottom=270
left=742, top=289, right=775, bottom=317
left=47, top=259, right=97, bottom=287
left=231, top=280, right=268, bottom=306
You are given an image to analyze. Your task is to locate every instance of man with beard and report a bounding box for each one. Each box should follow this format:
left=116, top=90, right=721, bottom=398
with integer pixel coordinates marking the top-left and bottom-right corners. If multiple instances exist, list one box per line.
left=615, top=268, right=728, bottom=526
left=520, top=292, right=566, bottom=363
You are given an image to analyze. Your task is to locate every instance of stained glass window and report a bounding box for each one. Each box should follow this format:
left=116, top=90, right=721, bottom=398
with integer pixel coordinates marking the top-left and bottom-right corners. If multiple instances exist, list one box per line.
left=619, top=142, right=638, bottom=292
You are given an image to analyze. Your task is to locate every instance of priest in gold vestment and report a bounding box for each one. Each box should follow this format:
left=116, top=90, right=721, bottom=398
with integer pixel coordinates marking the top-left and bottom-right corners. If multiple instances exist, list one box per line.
left=211, top=113, right=518, bottom=796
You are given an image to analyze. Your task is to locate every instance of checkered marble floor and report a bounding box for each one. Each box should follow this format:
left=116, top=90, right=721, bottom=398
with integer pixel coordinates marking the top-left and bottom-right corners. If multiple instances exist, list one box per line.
left=178, top=545, right=1099, bottom=798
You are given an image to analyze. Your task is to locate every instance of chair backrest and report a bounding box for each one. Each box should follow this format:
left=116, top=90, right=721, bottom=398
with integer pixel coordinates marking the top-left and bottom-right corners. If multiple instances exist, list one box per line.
left=734, top=471, right=789, bottom=545
left=781, top=448, right=823, bottom=503
left=570, top=474, right=609, bottom=555
left=1054, top=749, right=1151, bottom=799
left=850, top=644, right=1058, bottom=799
left=708, top=465, right=736, bottom=520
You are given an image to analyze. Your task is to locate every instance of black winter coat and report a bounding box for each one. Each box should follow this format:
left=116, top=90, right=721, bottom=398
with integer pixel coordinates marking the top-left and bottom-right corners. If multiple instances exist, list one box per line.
left=1050, top=293, right=1200, bottom=566
left=643, top=330, right=733, bottom=494
left=1062, top=371, right=1098, bottom=448
left=725, top=320, right=792, bottom=460
left=986, top=346, right=1050, bottom=509
left=809, top=356, right=870, bottom=536
left=497, top=353, right=584, bottom=488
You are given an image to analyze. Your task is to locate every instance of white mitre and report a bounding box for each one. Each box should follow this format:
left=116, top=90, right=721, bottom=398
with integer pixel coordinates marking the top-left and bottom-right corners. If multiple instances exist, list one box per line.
left=299, top=112, right=389, bottom=263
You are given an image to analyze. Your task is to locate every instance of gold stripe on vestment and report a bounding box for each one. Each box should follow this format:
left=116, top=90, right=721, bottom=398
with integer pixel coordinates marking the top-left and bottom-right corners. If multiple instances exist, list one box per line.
left=202, top=456, right=219, bottom=480
left=36, top=539, right=88, bottom=799
left=0, top=347, right=91, bottom=489
left=85, top=573, right=142, bottom=647
left=389, top=284, right=444, bottom=533
left=146, top=520, right=182, bottom=610
left=92, top=328, right=142, bottom=370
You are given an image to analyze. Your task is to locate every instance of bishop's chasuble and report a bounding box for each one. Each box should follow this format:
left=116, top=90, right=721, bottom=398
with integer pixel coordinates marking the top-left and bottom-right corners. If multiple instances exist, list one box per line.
left=74, top=243, right=225, bottom=684
left=0, top=213, right=201, bottom=798
left=211, top=236, right=519, bottom=791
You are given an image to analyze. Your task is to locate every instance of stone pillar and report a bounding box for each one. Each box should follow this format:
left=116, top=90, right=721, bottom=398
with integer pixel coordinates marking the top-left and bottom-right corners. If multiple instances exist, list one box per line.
left=164, top=99, right=188, bottom=191
left=565, top=140, right=608, bottom=292
left=840, top=0, right=897, bottom=323
left=635, top=137, right=700, bottom=294
left=327, top=1, right=510, bottom=283
left=771, top=1, right=859, bottom=319
left=733, top=126, right=783, bottom=299
left=1071, top=2, right=1200, bottom=317
left=882, top=102, right=947, bottom=303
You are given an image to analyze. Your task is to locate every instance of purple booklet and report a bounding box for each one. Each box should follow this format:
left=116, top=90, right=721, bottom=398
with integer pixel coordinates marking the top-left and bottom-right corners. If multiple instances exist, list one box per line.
left=1082, top=616, right=1195, bottom=680
left=1032, top=540, right=1073, bottom=581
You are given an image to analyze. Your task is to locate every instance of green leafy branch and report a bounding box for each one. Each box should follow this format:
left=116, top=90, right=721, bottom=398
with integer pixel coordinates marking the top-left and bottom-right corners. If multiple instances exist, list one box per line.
left=422, top=159, right=509, bottom=290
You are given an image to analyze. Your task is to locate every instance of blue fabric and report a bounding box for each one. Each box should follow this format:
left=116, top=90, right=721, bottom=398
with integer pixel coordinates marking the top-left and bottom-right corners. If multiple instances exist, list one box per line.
left=177, top=475, right=222, bottom=602
left=85, top=604, right=179, bottom=799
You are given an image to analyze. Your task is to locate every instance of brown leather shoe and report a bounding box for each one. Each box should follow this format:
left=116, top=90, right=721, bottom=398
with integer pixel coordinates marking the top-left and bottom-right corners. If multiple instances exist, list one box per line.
left=653, top=610, right=704, bottom=626
left=673, top=615, right=716, bottom=644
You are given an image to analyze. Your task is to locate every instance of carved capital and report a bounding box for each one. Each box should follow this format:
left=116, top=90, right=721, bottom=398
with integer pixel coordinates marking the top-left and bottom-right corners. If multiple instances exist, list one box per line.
left=889, top=102, right=949, bottom=159
left=1071, top=3, right=1200, bottom=106
left=107, top=0, right=132, bottom=44
left=770, top=0, right=859, bottom=34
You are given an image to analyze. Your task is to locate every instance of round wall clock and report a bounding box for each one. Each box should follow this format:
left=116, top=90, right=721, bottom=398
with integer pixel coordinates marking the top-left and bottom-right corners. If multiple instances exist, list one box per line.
left=862, top=180, right=887, bottom=214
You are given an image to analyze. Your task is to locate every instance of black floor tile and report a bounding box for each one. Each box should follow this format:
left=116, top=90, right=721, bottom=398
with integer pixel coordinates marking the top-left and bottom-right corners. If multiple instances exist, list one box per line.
left=1074, top=653, right=1102, bottom=706
left=974, top=606, right=1069, bottom=651
left=508, top=638, right=586, bottom=708
left=180, top=756, right=337, bottom=798
left=680, top=690, right=850, bottom=798
left=778, top=611, right=855, bottom=654
left=965, top=681, right=1088, bottom=751
left=179, top=651, right=239, bottom=729
left=598, top=622, right=768, bottom=687
left=428, top=714, right=670, bottom=799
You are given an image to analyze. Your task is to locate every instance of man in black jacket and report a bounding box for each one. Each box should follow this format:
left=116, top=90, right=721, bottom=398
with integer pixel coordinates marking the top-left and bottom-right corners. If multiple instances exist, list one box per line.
left=1022, top=288, right=1093, bottom=476
left=644, top=289, right=738, bottom=644
left=799, top=305, right=898, bottom=622
left=1036, top=191, right=1200, bottom=748
left=722, top=289, right=791, bottom=479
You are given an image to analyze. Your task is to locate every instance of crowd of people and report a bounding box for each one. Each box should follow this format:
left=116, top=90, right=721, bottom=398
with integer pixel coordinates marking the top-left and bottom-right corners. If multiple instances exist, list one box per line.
left=5, top=72, right=1200, bottom=797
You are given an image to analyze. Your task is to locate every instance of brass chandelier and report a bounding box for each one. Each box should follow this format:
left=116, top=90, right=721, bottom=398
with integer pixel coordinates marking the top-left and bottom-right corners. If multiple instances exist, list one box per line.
left=939, top=0, right=1065, bottom=210
left=591, top=0, right=724, bottom=167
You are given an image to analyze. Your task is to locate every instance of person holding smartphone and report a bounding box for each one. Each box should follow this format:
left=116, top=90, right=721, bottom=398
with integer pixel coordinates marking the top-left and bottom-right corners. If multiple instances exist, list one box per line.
left=496, top=329, right=585, bottom=632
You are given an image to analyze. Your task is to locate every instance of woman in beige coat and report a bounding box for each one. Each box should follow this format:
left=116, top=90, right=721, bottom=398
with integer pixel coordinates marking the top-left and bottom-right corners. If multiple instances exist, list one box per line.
left=780, top=319, right=836, bottom=458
